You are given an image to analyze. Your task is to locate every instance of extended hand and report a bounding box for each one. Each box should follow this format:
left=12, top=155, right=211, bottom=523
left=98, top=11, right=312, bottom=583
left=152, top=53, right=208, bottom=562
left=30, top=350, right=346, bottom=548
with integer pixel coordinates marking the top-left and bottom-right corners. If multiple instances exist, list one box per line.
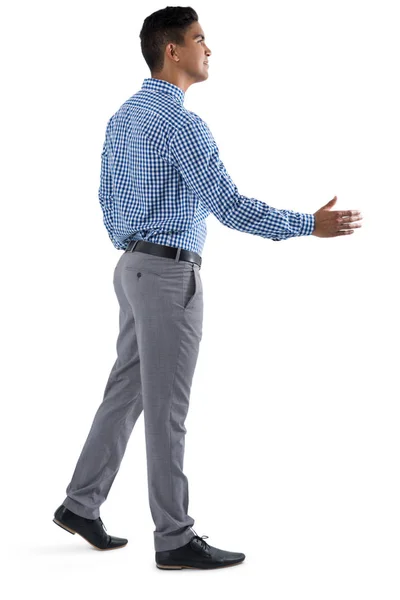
left=312, top=196, right=363, bottom=238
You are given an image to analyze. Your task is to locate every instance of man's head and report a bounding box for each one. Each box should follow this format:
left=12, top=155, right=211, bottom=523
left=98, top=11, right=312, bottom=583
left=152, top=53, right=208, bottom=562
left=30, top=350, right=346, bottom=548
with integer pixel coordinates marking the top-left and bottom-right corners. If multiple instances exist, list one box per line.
left=139, top=6, right=212, bottom=91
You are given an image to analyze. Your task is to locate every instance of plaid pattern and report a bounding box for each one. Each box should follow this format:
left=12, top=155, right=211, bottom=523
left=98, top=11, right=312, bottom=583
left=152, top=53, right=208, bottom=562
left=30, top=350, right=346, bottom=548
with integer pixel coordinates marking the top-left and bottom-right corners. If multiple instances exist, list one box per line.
left=98, top=77, right=315, bottom=253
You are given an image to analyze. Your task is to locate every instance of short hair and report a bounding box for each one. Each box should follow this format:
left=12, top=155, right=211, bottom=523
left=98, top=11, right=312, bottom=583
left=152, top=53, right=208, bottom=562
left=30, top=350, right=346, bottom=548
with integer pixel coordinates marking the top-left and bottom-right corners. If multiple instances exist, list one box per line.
left=139, top=6, right=199, bottom=74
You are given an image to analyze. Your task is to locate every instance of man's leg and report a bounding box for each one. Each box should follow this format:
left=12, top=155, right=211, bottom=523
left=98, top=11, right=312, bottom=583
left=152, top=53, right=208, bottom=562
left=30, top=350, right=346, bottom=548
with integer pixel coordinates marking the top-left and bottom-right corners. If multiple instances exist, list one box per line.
left=62, top=252, right=143, bottom=519
left=120, top=250, right=203, bottom=552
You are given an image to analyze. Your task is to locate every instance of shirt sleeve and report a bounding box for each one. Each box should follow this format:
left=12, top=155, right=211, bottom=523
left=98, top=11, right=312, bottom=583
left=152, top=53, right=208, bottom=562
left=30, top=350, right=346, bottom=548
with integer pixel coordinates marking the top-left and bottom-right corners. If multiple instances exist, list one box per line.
left=98, top=118, right=126, bottom=250
left=169, top=115, right=315, bottom=241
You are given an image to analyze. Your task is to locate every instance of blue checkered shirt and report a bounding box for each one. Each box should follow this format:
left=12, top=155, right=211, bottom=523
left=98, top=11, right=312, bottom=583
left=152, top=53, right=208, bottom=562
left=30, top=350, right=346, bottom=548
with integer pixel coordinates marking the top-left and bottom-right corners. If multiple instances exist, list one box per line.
left=98, top=77, right=315, bottom=254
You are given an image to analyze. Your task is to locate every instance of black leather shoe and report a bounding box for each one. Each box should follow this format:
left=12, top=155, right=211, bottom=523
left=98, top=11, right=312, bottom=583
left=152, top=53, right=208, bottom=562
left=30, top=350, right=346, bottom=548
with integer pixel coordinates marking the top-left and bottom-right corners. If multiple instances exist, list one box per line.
left=155, top=531, right=245, bottom=569
left=53, top=504, right=128, bottom=550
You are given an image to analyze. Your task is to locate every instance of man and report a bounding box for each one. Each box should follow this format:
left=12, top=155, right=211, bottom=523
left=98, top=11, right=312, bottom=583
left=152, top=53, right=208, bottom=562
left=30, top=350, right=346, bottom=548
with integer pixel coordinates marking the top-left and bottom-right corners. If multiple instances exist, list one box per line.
left=53, top=6, right=363, bottom=569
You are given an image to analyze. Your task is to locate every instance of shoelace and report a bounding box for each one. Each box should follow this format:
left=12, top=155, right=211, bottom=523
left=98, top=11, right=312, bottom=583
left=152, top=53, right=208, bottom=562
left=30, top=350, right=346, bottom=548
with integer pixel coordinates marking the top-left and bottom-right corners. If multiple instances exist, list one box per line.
left=191, top=528, right=210, bottom=552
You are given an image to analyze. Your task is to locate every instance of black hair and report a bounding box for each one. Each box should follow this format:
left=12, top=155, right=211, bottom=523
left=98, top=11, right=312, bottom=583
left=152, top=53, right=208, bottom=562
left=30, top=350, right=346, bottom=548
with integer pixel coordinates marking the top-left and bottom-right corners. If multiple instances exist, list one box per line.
left=139, top=6, right=198, bottom=74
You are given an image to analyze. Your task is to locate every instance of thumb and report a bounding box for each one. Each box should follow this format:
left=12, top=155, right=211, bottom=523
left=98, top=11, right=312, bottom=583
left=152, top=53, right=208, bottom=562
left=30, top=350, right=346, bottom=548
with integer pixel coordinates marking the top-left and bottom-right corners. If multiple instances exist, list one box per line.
left=323, top=195, right=337, bottom=209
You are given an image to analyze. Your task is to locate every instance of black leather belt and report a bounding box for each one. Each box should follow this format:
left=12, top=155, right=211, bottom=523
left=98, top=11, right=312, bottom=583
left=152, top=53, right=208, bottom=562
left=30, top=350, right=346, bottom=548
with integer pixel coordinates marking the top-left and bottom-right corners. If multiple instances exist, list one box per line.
left=125, top=240, right=202, bottom=269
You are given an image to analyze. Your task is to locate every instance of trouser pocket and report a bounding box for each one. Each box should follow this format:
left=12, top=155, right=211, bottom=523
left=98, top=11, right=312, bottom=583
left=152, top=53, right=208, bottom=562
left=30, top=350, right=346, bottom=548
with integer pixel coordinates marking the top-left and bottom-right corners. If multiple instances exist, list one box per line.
left=183, top=265, right=197, bottom=310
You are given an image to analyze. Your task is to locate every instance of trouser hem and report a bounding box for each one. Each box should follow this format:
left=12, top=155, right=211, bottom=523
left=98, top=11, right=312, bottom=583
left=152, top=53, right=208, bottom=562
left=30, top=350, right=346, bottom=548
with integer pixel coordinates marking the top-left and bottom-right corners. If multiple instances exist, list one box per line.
left=154, top=526, right=195, bottom=552
left=62, top=496, right=100, bottom=520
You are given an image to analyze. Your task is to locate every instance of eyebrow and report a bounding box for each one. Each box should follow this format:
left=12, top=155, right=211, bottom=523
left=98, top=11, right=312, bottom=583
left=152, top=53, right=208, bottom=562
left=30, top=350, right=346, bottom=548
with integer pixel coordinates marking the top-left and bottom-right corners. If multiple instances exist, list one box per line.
left=193, top=34, right=205, bottom=41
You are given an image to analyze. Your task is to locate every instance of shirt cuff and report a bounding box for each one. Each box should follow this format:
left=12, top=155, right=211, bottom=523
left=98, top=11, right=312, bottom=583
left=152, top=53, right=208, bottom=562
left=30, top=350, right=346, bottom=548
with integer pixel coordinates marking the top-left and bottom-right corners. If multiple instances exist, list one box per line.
left=299, top=213, right=315, bottom=236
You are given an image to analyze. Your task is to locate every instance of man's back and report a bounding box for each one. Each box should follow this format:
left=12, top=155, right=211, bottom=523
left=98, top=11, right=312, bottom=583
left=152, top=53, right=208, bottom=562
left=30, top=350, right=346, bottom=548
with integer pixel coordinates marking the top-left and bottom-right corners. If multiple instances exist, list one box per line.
left=99, top=77, right=212, bottom=253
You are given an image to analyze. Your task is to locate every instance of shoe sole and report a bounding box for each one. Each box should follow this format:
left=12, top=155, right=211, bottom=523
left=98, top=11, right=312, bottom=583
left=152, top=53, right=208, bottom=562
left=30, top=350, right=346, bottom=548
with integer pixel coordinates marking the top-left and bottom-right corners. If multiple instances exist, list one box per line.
left=53, top=518, right=127, bottom=551
left=156, top=560, right=245, bottom=570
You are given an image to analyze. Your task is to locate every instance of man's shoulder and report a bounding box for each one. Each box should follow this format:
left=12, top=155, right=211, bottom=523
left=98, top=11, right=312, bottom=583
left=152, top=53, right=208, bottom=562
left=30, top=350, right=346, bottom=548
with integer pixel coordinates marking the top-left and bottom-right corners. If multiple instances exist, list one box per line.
left=174, top=109, right=214, bottom=144
left=111, top=91, right=193, bottom=125
left=181, top=109, right=208, bottom=129
left=104, top=94, right=213, bottom=148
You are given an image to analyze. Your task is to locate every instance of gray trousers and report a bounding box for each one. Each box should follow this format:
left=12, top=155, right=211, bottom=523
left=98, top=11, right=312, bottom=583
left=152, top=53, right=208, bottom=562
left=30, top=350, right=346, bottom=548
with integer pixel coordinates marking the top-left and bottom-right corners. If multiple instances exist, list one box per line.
left=62, top=247, right=203, bottom=551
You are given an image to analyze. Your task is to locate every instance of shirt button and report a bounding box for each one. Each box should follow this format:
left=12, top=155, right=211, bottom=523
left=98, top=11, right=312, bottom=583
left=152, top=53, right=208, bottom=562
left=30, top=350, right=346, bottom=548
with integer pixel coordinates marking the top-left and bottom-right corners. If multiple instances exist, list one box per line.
left=137, top=272, right=141, bottom=278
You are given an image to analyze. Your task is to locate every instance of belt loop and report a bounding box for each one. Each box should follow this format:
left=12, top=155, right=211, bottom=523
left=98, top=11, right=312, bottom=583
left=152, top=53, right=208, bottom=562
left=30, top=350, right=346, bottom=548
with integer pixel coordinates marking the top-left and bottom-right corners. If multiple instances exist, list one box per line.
left=129, top=240, right=139, bottom=253
left=174, top=247, right=182, bottom=262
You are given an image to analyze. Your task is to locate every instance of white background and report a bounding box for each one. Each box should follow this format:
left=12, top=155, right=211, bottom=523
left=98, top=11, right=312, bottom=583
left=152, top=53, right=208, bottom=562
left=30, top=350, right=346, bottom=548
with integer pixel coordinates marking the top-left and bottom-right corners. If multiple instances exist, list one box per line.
left=2, top=0, right=399, bottom=598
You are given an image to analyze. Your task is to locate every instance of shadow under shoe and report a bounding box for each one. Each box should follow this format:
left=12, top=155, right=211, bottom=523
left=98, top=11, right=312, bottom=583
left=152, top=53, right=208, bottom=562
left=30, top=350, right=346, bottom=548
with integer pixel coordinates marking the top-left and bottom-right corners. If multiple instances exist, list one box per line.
left=155, top=532, right=245, bottom=569
left=53, top=504, right=128, bottom=550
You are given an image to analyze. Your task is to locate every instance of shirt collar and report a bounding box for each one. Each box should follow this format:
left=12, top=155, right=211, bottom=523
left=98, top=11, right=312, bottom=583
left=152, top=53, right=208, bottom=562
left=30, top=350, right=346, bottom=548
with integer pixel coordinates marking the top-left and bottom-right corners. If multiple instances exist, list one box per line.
left=141, top=77, right=185, bottom=106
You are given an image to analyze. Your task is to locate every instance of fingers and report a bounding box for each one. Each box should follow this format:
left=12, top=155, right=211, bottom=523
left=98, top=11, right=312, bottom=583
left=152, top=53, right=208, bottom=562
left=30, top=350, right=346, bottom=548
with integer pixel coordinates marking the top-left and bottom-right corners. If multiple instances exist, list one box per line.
left=339, top=210, right=363, bottom=217
left=337, top=213, right=363, bottom=231
left=334, top=211, right=363, bottom=236
left=338, top=223, right=362, bottom=231
left=340, top=214, right=363, bottom=221
left=338, top=219, right=363, bottom=229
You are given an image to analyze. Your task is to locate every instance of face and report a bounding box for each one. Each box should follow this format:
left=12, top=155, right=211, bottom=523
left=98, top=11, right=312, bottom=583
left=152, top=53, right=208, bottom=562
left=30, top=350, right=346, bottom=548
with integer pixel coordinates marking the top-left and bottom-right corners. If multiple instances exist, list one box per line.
left=172, top=21, right=212, bottom=84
